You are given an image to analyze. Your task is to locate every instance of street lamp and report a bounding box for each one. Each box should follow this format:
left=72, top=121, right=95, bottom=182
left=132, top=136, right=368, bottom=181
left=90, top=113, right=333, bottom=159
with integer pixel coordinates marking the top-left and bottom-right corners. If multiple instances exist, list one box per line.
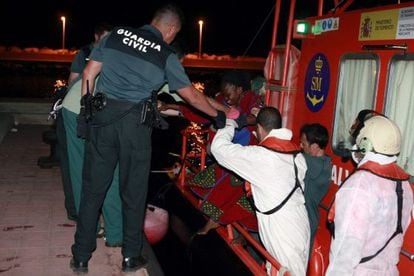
left=198, top=20, right=204, bottom=59
left=60, top=16, right=66, bottom=50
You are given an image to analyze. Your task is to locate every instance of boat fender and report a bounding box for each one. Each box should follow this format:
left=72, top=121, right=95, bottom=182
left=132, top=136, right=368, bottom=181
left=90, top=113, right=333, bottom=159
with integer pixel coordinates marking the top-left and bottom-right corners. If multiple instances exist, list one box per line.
left=144, top=204, right=169, bottom=245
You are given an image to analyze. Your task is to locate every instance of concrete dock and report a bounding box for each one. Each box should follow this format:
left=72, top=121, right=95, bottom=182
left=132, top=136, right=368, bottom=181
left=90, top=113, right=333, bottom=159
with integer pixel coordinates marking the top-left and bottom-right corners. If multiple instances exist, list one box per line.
left=0, top=124, right=163, bottom=276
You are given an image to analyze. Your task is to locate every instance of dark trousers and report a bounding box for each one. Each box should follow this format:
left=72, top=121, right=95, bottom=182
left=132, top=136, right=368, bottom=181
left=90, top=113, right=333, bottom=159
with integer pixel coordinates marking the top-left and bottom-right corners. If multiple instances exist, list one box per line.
left=72, top=103, right=152, bottom=261
left=56, top=113, right=77, bottom=218
left=62, top=108, right=123, bottom=244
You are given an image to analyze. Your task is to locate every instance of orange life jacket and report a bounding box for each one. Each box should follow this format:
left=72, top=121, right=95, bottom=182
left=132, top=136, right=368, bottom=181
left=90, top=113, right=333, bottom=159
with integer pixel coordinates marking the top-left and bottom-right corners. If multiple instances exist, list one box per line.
left=328, top=161, right=409, bottom=224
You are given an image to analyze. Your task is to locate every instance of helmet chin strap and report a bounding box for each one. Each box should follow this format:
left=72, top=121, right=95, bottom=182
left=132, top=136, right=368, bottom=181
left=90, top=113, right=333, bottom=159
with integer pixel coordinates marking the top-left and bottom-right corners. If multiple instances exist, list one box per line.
left=351, top=144, right=365, bottom=164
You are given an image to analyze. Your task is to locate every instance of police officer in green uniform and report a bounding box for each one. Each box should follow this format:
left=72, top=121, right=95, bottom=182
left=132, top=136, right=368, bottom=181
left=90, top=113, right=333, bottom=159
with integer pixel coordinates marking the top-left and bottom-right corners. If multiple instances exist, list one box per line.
left=70, top=4, right=226, bottom=273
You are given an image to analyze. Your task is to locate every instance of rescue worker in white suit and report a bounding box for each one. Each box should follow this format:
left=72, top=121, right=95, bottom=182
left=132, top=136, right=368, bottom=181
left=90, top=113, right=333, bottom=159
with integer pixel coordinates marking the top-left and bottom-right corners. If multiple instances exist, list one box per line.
left=326, top=115, right=413, bottom=275
left=211, top=107, right=309, bottom=275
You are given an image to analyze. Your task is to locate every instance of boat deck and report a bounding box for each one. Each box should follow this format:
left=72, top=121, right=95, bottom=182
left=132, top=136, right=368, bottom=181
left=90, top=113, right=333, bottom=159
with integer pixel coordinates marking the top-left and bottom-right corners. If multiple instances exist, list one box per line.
left=0, top=124, right=162, bottom=276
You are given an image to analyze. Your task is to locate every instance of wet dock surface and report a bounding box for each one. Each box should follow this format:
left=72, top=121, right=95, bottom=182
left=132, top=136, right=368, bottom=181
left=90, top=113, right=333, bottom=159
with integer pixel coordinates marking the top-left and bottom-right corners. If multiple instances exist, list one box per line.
left=0, top=124, right=254, bottom=276
left=0, top=124, right=160, bottom=276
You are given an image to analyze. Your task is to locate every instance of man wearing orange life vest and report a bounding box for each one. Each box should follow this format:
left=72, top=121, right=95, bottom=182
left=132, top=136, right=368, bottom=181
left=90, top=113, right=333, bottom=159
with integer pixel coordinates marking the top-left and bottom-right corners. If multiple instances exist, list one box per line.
left=326, top=116, right=413, bottom=275
left=211, top=107, right=309, bottom=275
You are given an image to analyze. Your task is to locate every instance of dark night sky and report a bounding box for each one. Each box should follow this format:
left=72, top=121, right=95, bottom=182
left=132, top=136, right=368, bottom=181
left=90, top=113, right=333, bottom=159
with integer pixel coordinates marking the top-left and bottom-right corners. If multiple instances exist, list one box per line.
left=0, top=0, right=283, bottom=57
left=1, top=1, right=400, bottom=57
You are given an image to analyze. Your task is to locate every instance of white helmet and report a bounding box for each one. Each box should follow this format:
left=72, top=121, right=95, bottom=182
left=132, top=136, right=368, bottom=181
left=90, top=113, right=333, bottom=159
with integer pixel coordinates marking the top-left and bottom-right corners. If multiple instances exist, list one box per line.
left=356, top=115, right=401, bottom=155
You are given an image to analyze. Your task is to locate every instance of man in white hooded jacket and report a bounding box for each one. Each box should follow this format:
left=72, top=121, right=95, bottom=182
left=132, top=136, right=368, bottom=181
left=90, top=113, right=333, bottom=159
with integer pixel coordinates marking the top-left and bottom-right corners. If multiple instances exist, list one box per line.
left=211, top=107, right=309, bottom=275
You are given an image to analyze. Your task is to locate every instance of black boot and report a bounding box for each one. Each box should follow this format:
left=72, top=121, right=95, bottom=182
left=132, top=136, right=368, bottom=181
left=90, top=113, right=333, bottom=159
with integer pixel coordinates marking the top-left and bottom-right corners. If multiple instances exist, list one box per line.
left=70, top=257, right=88, bottom=273
left=122, top=255, right=148, bottom=272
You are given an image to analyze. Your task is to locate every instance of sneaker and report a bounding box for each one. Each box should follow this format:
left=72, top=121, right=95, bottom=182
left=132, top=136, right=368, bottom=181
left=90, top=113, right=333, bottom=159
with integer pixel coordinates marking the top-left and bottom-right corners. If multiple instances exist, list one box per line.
left=122, top=255, right=148, bottom=272
left=70, top=257, right=88, bottom=273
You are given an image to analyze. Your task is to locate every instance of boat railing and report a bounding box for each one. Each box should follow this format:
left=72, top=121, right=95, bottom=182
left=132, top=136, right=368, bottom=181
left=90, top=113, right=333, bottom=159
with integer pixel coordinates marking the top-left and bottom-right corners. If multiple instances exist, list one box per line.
left=175, top=126, right=291, bottom=276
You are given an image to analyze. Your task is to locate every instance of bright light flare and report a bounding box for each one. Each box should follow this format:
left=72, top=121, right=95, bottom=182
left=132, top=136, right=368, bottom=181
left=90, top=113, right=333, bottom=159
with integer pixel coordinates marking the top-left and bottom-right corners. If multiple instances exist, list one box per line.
left=60, top=16, right=66, bottom=50
left=198, top=20, right=204, bottom=58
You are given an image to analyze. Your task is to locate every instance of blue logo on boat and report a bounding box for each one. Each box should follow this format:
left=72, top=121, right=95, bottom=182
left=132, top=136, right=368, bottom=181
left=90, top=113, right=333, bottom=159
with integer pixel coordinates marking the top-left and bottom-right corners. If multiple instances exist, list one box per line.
left=304, top=53, right=330, bottom=112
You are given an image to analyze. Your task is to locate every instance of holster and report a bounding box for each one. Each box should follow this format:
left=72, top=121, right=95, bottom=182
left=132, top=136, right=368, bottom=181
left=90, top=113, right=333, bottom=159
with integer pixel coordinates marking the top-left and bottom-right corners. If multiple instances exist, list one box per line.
left=76, top=94, right=93, bottom=139
left=76, top=111, right=88, bottom=139
left=140, top=91, right=169, bottom=129
left=81, top=93, right=94, bottom=122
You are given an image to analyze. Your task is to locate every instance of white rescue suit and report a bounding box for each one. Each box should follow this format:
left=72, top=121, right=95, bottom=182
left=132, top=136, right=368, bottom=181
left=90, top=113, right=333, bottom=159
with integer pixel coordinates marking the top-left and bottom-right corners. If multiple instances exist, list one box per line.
left=326, top=152, right=413, bottom=275
left=211, top=120, right=310, bottom=276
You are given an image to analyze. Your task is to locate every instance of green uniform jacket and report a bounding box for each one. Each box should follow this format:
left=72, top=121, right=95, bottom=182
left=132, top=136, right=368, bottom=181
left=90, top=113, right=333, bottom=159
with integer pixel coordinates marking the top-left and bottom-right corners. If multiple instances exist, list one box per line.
left=304, top=153, right=332, bottom=252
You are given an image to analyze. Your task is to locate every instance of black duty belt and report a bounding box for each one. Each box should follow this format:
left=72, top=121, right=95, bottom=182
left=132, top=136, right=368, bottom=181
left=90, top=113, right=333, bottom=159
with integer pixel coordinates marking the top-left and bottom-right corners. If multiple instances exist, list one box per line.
left=105, top=98, right=143, bottom=110
left=101, top=95, right=168, bottom=130
left=91, top=98, right=144, bottom=128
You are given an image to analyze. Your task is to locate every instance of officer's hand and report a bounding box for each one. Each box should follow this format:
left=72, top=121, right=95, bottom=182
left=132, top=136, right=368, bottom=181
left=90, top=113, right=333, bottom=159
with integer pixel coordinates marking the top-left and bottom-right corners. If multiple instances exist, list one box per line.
left=235, top=114, right=248, bottom=129
left=212, top=110, right=226, bottom=129
left=227, top=107, right=240, bottom=120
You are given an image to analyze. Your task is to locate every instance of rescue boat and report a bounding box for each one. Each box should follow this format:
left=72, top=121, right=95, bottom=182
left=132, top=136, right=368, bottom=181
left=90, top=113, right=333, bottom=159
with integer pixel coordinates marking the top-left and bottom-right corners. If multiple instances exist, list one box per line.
left=173, top=1, right=414, bottom=275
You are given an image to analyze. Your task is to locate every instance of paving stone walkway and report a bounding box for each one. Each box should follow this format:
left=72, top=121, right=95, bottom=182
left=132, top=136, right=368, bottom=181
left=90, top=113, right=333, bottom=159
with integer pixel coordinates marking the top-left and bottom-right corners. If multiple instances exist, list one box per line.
left=0, top=125, right=161, bottom=276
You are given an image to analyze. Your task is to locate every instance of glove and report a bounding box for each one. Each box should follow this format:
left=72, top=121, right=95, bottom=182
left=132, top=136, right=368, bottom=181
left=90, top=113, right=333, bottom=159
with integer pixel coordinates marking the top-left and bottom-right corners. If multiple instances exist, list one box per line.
left=235, top=114, right=248, bottom=129
left=227, top=107, right=240, bottom=120
left=212, top=110, right=226, bottom=129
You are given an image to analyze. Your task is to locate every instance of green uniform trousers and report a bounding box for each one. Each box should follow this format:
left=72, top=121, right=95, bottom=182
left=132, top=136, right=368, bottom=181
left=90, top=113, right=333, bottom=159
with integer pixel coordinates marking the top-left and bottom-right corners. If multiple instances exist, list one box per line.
left=62, top=107, right=122, bottom=244
left=55, top=113, right=77, bottom=218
